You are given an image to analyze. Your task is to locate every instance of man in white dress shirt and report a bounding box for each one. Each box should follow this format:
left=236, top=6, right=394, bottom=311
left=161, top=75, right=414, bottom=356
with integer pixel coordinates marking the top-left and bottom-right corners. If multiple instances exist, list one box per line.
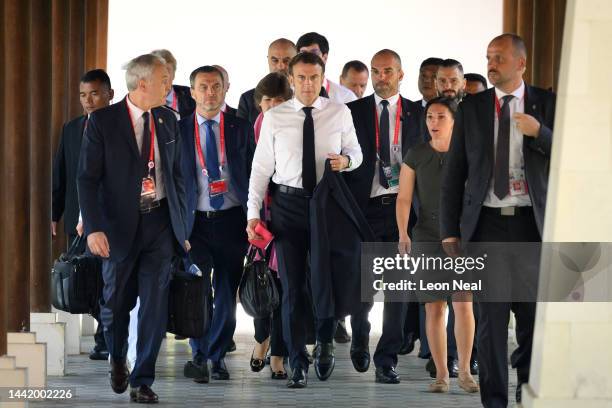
left=296, top=32, right=357, bottom=104
left=246, top=52, right=362, bottom=388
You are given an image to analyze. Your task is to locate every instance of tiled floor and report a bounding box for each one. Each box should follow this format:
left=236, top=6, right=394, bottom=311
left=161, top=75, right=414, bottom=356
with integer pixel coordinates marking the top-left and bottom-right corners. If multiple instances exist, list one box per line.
left=33, top=326, right=519, bottom=408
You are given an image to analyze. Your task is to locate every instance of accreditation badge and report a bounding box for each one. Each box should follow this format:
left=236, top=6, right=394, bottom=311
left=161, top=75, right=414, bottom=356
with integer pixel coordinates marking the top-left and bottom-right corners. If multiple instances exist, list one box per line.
left=140, top=176, right=159, bottom=212
left=209, top=179, right=228, bottom=197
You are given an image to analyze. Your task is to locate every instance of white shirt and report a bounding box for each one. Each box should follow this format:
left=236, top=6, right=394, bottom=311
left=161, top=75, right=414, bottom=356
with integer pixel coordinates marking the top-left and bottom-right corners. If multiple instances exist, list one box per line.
left=247, top=96, right=363, bottom=220
left=483, top=81, right=531, bottom=207
left=126, top=95, right=165, bottom=200
left=371, top=93, right=403, bottom=197
left=324, top=78, right=357, bottom=104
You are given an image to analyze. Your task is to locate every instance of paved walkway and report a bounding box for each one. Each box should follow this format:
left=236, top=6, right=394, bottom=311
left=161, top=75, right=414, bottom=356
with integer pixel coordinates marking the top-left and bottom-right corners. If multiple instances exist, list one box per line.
left=34, top=330, right=518, bottom=407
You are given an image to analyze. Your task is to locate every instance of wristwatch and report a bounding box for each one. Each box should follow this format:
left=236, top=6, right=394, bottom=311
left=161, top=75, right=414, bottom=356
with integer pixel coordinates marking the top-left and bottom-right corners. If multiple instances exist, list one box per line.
left=345, top=155, right=352, bottom=169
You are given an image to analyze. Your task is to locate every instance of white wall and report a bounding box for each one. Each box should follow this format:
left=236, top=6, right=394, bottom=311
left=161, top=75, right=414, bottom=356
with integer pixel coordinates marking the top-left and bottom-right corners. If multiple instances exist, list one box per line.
left=107, top=0, right=502, bottom=107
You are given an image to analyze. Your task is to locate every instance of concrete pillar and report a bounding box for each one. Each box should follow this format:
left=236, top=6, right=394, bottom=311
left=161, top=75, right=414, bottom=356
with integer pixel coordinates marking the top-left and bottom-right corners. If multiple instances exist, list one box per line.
left=30, top=313, right=66, bottom=375
left=53, top=308, right=81, bottom=356
left=6, top=333, right=46, bottom=388
left=523, top=0, right=612, bottom=406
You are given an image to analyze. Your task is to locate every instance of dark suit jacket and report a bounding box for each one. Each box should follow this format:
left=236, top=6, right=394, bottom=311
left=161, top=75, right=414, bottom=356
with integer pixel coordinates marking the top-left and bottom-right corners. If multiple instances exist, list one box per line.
left=77, top=98, right=188, bottom=261
left=344, top=94, right=425, bottom=211
left=178, top=111, right=255, bottom=238
left=52, top=115, right=87, bottom=234
left=237, top=88, right=259, bottom=126
left=173, top=84, right=196, bottom=119
left=224, top=104, right=237, bottom=116
left=310, top=160, right=375, bottom=319
left=440, top=85, right=555, bottom=242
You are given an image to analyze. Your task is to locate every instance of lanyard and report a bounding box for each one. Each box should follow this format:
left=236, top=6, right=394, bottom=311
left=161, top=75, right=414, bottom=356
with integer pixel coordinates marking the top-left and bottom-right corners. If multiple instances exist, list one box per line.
left=374, top=97, right=402, bottom=151
left=325, top=80, right=330, bottom=95
left=126, top=99, right=156, bottom=172
left=194, top=112, right=225, bottom=175
left=171, top=91, right=177, bottom=111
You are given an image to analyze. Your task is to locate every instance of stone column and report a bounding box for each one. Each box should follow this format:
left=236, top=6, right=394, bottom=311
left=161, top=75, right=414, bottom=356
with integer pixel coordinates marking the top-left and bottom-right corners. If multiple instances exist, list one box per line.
left=523, top=0, right=612, bottom=406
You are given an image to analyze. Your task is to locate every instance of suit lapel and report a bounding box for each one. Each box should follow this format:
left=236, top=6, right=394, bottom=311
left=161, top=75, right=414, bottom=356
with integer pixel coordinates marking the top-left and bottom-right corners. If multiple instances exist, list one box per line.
left=184, top=113, right=198, bottom=181
left=400, top=96, right=416, bottom=154
left=365, top=95, right=377, bottom=154
left=481, top=89, right=496, bottom=165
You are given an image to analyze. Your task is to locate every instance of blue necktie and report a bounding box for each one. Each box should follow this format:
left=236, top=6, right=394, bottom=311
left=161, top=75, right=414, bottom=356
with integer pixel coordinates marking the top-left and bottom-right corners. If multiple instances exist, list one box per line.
left=204, top=120, right=224, bottom=210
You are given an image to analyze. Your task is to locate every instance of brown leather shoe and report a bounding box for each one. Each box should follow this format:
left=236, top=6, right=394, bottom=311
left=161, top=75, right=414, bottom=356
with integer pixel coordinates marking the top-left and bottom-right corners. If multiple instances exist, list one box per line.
left=129, top=385, right=159, bottom=404
left=109, top=358, right=129, bottom=394
left=458, top=372, right=480, bottom=393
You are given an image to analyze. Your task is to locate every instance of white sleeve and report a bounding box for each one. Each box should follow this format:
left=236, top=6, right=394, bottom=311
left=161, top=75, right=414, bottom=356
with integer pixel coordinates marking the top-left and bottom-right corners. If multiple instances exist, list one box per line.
left=340, top=106, right=362, bottom=171
left=247, top=114, right=276, bottom=220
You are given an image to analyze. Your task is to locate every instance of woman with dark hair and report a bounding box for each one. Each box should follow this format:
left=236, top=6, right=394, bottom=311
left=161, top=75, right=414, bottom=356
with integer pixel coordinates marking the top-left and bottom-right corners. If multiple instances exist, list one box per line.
left=396, top=97, right=478, bottom=394
left=249, top=72, right=292, bottom=379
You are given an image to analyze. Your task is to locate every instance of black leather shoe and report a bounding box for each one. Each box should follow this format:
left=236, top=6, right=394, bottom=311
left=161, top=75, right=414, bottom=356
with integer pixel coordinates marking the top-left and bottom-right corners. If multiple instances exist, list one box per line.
left=226, top=339, right=237, bottom=353
left=448, top=357, right=459, bottom=378
left=271, top=368, right=288, bottom=380
left=398, top=333, right=416, bottom=355
left=129, top=385, right=158, bottom=403
left=334, top=320, right=351, bottom=343
left=211, top=359, right=230, bottom=380
left=109, top=358, right=129, bottom=394
left=470, top=357, right=478, bottom=375
left=426, top=357, right=436, bottom=378
left=183, top=360, right=209, bottom=383
left=313, top=342, right=335, bottom=381
left=250, top=350, right=266, bottom=372
left=375, top=366, right=400, bottom=384
left=89, top=348, right=109, bottom=361
left=287, top=368, right=307, bottom=388
left=425, top=357, right=458, bottom=378
left=350, top=348, right=370, bottom=373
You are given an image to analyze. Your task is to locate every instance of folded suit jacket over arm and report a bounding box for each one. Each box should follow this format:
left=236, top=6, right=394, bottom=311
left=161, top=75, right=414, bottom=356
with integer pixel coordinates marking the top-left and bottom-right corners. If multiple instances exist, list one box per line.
left=309, top=160, right=375, bottom=320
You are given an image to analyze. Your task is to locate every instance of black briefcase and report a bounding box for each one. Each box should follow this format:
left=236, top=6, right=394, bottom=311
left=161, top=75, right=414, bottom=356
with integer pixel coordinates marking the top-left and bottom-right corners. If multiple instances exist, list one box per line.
left=51, top=235, right=103, bottom=314
left=167, top=259, right=210, bottom=339
left=239, top=247, right=279, bottom=318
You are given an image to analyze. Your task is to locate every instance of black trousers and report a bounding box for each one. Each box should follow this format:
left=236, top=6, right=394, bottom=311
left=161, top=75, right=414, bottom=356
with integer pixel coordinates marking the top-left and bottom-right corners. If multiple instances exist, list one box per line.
left=253, top=274, right=288, bottom=357
left=271, top=190, right=335, bottom=370
left=188, top=207, right=247, bottom=363
left=365, top=195, right=416, bottom=368
left=471, top=208, right=539, bottom=408
left=100, top=200, right=174, bottom=387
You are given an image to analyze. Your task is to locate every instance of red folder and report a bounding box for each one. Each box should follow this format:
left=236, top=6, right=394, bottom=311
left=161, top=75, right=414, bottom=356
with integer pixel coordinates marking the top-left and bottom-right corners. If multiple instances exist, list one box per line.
left=249, top=221, right=274, bottom=250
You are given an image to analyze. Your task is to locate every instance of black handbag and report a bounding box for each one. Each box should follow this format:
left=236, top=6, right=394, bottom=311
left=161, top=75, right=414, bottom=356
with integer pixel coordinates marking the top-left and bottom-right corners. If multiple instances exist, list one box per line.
left=167, top=259, right=210, bottom=338
left=51, top=235, right=103, bottom=314
left=239, top=246, right=279, bottom=318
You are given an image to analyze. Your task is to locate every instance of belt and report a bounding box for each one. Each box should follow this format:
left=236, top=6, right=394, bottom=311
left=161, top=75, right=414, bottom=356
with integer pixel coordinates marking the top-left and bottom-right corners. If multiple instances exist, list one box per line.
left=196, top=206, right=242, bottom=219
left=481, top=206, right=533, bottom=216
left=276, top=184, right=311, bottom=198
left=140, top=198, right=168, bottom=214
left=369, top=194, right=397, bottom=206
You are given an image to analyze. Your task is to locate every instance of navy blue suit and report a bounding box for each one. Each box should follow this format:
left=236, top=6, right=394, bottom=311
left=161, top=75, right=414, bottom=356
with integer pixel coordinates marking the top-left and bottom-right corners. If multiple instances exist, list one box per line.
left=77, top=97, right=187, bottom=388
left=344, top=94, right=424, bottom=369
left=179, top=110, right=254, bottom=363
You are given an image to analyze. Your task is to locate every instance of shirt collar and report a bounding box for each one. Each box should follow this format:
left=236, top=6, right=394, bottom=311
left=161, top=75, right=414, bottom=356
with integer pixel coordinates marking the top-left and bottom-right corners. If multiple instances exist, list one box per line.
left=374, top=92, right=400, bottom=107
left=292, top=96, right=323, bottom=112
left=196, top=111, right=221, bottom=126
left=421, top=99, right=427, bottom=108
left=165, top=87, right=175, bottom=104
left=495, top=80, right=525, bottom=102
left=126, top=94, right=148, bottom=124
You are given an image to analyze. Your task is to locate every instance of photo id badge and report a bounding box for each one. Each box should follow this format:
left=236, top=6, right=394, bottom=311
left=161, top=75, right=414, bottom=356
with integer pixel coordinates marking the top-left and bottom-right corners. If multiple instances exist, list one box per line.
left=509, top=169, right=528, bottom=196
left=209, top=179, right=228, bottom=197
left=388, top=163, right=401, bottom=188
left=140, top=177, right=159, bottom=212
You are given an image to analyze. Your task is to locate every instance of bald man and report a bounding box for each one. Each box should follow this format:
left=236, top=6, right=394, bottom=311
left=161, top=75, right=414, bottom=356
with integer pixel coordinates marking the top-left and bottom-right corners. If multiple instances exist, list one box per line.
left=212, top=64, right=237, bottom=115
left=237, top=38, right=297, bottom=125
